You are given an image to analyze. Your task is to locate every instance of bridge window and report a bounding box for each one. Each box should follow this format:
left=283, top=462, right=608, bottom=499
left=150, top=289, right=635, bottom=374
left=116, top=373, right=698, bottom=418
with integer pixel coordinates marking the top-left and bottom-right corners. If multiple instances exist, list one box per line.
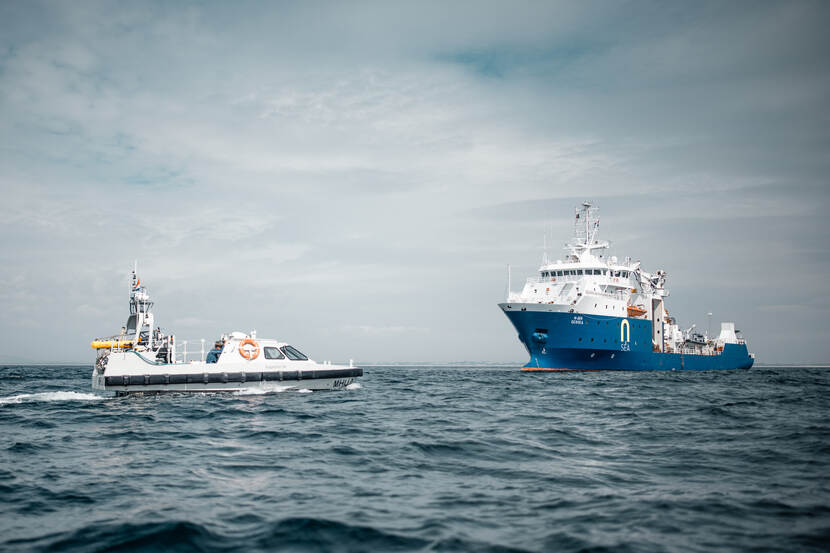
left=577, top=269, right=584, bottom=275
left=264, top=347, right=285, bottom=360
left=280, top=345, right=308, bottom=361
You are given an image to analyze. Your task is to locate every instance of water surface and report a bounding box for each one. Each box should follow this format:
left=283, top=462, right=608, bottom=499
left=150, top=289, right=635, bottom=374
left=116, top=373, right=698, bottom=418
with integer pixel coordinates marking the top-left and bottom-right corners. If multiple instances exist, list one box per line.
left=1, top=365, right=828, bottom=552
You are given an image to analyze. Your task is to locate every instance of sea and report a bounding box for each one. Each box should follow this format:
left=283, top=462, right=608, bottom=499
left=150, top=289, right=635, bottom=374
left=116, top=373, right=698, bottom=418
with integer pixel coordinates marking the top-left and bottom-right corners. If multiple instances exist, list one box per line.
left=1, top=364, right=828, bottom=553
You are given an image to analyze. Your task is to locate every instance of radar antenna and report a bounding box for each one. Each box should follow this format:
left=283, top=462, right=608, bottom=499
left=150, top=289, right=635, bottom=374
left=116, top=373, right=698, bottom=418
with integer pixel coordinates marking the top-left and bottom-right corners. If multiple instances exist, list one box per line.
left=566, top=201, right=609, bottom=260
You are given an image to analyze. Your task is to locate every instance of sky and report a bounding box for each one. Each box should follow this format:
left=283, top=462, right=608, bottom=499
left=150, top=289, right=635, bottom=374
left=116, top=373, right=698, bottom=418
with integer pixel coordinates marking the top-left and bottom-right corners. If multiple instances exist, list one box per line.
left=1, top=1, right=828, bottom=364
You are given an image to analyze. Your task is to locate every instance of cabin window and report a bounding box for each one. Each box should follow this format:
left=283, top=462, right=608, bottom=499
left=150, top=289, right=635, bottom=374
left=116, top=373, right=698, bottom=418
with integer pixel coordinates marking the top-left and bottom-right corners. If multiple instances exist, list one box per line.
left=577, top=270, right=583, bottom=275
left=280, top=345, right=308, bottom=361
left=264, top=347, right=285, bottom=360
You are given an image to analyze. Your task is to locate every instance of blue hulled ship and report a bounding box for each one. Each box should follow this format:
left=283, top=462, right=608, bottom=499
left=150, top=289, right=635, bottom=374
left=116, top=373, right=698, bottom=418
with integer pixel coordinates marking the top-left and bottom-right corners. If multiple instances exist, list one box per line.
left=499, top=202, right=754, bottom=371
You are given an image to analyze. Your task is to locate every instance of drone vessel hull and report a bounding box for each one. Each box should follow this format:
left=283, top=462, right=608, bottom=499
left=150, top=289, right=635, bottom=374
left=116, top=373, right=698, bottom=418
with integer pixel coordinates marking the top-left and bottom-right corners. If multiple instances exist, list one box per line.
left=92, top=351, right=362, bottom=394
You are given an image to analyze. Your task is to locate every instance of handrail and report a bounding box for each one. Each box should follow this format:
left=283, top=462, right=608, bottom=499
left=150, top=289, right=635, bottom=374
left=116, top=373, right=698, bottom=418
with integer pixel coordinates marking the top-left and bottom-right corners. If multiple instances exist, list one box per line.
left=174, top=338, right=208, bottom=363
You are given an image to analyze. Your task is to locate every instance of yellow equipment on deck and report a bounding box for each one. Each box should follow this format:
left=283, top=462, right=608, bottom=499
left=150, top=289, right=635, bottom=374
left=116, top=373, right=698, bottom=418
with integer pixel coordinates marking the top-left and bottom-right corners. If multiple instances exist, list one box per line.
left=90, top=338, right=136, bottom=349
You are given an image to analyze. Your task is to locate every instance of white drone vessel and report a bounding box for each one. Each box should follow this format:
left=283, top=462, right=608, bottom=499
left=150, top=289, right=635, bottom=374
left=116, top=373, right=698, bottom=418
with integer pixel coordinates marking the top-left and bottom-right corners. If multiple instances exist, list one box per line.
left=91, top=266, right=362, bottom=394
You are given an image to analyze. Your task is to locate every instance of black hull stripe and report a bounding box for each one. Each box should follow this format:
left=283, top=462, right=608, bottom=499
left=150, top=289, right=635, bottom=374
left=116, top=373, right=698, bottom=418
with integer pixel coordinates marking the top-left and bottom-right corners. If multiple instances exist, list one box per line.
left=105, top=368, right=362, bottom=387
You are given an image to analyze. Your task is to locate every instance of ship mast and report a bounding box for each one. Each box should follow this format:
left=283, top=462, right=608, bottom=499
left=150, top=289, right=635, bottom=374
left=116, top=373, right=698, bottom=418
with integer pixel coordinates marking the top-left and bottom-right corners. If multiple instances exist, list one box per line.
left=127, top=262, right=155, bottom=349
left=567, top=201, right=609, bottom=260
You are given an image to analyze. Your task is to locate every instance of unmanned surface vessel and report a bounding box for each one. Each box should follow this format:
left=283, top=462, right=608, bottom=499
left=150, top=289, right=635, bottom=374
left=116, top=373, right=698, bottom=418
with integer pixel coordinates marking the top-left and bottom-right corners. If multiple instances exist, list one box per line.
left=500, top=202, right=754, bottom=371
left=91, top=267, right=362, bottom=394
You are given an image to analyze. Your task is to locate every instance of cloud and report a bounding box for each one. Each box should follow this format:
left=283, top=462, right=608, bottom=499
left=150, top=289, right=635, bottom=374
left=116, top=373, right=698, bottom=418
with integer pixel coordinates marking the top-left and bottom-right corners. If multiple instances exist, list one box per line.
left=342, top=325, right=431, bottom=337
left=1, top=1, right=829, bottom=364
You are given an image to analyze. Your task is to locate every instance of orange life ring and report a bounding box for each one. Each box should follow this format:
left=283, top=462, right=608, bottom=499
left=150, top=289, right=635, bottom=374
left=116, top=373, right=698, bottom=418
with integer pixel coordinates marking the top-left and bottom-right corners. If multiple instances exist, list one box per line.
left=238, top=338, right=260, bottom=360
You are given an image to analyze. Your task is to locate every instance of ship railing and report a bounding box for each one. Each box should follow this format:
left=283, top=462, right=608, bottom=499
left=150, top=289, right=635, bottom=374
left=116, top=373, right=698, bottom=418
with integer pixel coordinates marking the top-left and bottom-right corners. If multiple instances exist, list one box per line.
left=681, top=346, right=717, bottom=356
left=525, top=276, right=564, bottom=284
left=174, top=339, right=208, bottom=363
left=525, top=276, right=583, bottom=285
left=582, top=290, right=628, bottom=301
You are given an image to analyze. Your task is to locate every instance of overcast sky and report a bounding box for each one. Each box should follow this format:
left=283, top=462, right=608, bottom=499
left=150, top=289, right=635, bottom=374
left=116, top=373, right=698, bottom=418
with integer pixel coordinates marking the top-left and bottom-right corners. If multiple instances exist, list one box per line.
left=1, top=1, right=828, bottom=364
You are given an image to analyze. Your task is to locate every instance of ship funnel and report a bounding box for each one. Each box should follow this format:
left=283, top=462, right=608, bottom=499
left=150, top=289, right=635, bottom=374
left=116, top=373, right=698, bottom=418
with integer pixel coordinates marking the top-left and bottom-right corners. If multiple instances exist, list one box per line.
left=717, top=322, right=738, bottom=344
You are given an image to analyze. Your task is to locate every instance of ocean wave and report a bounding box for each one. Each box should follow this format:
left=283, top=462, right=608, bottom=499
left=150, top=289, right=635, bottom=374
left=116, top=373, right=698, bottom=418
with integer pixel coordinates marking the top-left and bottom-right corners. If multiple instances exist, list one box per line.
left=253, top=517, right=429, bottom=552
left=7, top=518, right=430, bottom=553
left=346, top=382, right=362, bottom=390
left=0, top=391, right=104, bottom=405
left=233, top=385, right=294, bottom=396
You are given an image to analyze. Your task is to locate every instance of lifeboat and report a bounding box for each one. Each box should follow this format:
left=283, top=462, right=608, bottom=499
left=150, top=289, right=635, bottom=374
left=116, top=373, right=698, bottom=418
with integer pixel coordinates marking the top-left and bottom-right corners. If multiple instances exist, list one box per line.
left=626, top=305, right=648, bottom=318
